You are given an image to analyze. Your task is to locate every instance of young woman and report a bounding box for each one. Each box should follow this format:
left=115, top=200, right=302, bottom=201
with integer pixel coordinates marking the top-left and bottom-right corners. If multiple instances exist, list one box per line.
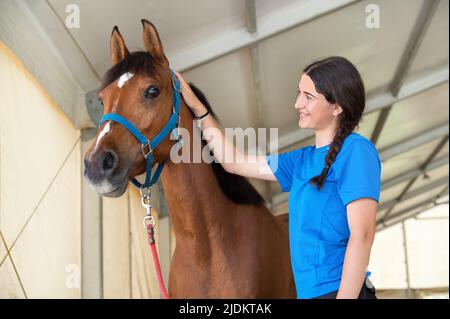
left=174, top=56, right=381, bottom=299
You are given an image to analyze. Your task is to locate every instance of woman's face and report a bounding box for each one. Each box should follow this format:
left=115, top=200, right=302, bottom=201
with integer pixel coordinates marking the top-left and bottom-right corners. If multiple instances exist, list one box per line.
left=294, top=73, right=342, bottom=130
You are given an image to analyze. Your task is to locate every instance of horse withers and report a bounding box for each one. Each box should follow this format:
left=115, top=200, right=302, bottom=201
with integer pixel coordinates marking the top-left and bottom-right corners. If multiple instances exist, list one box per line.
left=83, top=19, right=296, bottom=298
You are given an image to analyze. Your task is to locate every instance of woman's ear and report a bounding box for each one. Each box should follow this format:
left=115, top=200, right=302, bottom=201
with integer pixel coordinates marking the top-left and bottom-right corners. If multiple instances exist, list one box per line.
left=332, top=104, right=344, bottom=117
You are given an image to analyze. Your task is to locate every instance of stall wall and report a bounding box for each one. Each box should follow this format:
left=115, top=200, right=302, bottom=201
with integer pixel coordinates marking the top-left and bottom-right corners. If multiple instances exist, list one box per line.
left=0, top=41, right=81, bottom=298
left=370, top=204, right=449, bottom=292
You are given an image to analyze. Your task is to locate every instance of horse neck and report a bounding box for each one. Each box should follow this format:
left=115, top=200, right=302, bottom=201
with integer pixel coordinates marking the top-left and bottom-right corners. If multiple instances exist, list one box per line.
left=159, top=101, right=232, bottom=246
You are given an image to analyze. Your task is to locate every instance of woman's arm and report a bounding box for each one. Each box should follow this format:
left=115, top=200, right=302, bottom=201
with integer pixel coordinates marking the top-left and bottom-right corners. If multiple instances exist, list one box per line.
left=175, top=71, right=276, bottom=182
left=337, top=198, right=377, bottom=299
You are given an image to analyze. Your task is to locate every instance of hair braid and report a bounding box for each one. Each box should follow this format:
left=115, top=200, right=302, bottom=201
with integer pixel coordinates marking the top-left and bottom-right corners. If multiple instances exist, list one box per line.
left=310, top=124, right=354, bottom=190
left=304, top=57, right=366, bottom=191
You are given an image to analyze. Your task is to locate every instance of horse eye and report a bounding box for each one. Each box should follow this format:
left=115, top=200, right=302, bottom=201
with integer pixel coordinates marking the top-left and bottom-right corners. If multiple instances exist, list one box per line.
left=144, top=86, right=160, bottom=100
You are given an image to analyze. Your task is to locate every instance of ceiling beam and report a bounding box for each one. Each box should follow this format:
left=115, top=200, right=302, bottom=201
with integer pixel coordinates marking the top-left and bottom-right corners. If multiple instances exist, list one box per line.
left=382, top=155, right=449, bottom=190
left=370, top=0, right=439, bottom=146
left=378, top=176, right=449, bottom=212
left=380, top=134, right=449, bottom=220
left=379, top=125, right=449, bottom=162
left=171, top=0, right=358, bottom=71
left=390, top=0, right=440, bottom=96
left=377, top=186, right=449, bottom=231
left=270, top=66, right=449, bottom=152
left=370, top=107, right=392, bottom=145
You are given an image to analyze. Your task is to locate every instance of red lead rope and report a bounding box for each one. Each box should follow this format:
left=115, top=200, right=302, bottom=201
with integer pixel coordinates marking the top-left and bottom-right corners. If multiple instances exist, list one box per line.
left=146, top=224, right=170, bottom=299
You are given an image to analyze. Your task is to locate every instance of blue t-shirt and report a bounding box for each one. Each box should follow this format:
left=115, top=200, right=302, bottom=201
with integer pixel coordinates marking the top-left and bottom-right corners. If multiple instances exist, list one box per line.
left=266, top=132, right=381, bottom=299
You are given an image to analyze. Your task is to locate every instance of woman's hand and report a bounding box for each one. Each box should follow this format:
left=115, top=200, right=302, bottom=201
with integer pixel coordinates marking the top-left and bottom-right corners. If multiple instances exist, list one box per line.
left=174, top=71, right=207, bottom=117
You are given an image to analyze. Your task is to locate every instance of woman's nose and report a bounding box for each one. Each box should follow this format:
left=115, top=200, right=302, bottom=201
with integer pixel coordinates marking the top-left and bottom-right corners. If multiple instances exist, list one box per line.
left=295, top=95, right=304, bottom=110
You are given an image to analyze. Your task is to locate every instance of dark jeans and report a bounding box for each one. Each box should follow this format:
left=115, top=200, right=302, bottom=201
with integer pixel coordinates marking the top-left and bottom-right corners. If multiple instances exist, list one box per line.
left=314, top=278, right=377, bottom=299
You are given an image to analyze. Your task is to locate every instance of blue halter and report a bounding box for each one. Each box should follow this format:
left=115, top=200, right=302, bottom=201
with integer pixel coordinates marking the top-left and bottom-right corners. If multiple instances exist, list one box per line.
left=98, top=68, right=182, bottom=190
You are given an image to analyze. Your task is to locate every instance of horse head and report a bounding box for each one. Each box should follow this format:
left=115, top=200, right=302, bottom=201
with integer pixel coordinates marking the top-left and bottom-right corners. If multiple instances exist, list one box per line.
left=84, top=20, right=179, bottom=197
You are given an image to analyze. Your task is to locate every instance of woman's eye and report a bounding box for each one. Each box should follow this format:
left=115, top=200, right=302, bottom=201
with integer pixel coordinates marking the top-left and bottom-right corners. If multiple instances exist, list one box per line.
left=144, top=86, right=160, bottom=100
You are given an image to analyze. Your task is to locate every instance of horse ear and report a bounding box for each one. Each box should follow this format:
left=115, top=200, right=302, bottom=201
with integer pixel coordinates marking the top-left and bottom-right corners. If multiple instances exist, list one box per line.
left=141, top=19, right=168, bottom=64
left=110, top=26, right=129, bottom=65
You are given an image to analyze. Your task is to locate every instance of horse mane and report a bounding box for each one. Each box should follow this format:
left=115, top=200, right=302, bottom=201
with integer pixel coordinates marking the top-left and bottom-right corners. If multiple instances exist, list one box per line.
left=188, top=84, right=266, bottom=207
left=100, top=51, right=266, bottom=207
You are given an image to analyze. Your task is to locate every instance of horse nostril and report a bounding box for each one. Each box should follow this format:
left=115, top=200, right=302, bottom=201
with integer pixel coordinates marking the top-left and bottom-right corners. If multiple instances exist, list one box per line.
left=102, top=150, right=118, bottom=176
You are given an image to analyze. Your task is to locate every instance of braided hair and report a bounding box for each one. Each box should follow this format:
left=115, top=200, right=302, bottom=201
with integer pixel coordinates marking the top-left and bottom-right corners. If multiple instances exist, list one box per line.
left=305, top=57, right=366, bottom=190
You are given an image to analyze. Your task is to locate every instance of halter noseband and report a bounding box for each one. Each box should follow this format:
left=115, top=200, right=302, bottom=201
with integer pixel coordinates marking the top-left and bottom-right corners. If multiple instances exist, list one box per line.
left=98, top=68, right=182, bottom=190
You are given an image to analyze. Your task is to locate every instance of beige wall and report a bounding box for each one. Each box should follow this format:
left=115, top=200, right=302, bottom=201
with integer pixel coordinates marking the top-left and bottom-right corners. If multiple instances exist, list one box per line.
left=0, top=41, right=81, bottom=298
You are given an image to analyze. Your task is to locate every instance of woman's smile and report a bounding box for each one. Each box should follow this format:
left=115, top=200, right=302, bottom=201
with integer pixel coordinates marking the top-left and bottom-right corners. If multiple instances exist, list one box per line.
left=299, top=112, right=309, bottom=119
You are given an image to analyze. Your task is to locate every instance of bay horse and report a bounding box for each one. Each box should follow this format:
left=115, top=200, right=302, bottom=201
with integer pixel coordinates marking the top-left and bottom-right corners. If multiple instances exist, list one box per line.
left=83, top=19, right=296, bottom=298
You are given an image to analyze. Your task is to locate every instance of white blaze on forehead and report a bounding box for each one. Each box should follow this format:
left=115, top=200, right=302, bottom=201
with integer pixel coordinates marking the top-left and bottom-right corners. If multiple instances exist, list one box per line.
left=118, top=72, right=134, bottom=88
left=95, top=121, right=111, bottom=148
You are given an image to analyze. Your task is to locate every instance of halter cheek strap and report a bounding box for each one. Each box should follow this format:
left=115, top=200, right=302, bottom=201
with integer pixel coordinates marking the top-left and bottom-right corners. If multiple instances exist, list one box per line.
left=98, top=68, right=182, bottom=190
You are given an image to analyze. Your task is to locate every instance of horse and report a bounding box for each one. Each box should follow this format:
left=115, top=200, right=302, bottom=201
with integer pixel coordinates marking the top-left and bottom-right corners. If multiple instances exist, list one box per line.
left=83, top=19, right=296, bottom=298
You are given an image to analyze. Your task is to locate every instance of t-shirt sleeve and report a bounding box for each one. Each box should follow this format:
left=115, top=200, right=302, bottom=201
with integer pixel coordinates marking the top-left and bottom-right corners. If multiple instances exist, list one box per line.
left=265, top=148, right=304, bottom=192
left=335, top=140, right=381, bottom=206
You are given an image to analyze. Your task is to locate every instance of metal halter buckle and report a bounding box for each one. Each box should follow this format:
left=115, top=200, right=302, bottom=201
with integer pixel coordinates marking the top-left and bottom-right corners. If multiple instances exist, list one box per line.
left=143, top=215, right=156, bottom=228
left=139, top=186, right=153, bottom=198
left=141, top=141, right=153, bottom=159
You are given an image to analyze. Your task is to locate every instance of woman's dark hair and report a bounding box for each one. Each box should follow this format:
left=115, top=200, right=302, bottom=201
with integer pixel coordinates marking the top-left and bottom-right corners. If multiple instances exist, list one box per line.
left=304, top=56, right=365, bottom=190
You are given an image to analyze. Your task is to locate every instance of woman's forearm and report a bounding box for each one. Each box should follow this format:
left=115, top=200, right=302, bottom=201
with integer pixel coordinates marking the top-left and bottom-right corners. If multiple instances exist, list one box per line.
left=195, top=111, right=240, bottom=173
left=336, top=233, right=374, bottom=299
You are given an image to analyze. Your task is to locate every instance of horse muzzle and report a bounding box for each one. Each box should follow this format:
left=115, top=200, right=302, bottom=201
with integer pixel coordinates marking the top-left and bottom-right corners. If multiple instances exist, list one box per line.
left=84, top=148, right=129, bottom=197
